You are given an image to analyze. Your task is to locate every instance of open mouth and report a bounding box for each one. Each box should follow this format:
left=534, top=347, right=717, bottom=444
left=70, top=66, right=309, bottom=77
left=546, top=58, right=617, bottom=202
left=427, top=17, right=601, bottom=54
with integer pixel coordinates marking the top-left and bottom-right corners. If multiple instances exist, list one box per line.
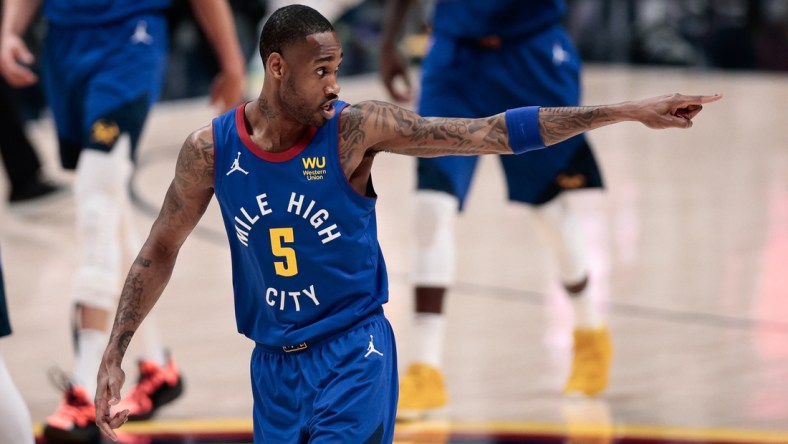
left=320, top=100, right=337, bottom=119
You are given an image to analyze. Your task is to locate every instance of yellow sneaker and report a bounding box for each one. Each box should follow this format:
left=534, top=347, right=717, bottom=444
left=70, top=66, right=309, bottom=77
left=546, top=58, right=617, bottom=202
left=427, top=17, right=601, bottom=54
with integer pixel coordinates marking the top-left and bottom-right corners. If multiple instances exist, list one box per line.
left=563, top=327, right=613, bottom=397
left=397, top=363, right=448, bottom=420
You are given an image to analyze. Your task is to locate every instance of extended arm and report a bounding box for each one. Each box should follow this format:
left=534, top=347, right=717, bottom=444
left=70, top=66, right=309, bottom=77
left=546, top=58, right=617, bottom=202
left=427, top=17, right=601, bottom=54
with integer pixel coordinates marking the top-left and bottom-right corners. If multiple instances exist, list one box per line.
left=536, top=93, right=719, bottom=144
left=337, top=93, right=721, bottom=177
left=0, top=0, right=43, bottom=86
left=95, top=126, right=216, bottom=439
left=189, top=0, right=246, bottom=112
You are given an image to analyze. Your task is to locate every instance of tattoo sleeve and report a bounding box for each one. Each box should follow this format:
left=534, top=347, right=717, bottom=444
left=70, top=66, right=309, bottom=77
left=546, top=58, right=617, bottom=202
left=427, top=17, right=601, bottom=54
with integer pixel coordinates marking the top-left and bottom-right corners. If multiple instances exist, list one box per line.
left=339, top=101, right=510, bottom=170
left=537, top=105, right=619, bottom=146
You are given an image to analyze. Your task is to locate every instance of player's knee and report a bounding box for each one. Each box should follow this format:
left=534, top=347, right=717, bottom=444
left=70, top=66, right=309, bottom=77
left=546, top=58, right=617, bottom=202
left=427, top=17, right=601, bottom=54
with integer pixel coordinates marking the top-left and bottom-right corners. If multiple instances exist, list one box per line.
left=72, top=144, right=128, bottom=312
left=72, top=198, right=121, bottom=312
left=73, top=139, right=130, bottom=232
left=412, top=191, right=458, bottom=287
left=75, top=134, right=134, bottom=195
left=414, top=191, right=457, bottom=246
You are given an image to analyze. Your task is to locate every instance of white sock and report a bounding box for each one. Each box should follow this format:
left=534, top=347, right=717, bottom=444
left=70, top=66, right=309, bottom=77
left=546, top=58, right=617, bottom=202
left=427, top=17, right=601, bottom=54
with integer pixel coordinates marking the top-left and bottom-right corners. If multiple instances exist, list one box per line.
left=0, top=353, right=34, bottom=444
left=568, top=284, right=603, bottom=329
left=411, top=313, right=446, bottom=369
left=73, top=329, right=108, bottom=396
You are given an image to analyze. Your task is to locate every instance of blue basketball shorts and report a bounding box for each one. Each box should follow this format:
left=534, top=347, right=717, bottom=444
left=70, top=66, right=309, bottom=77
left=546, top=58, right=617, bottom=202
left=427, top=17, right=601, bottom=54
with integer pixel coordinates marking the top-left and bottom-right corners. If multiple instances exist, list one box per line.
left=42, top=14, right=168, bottom=169
left=250, top=313, right=398, bottom=443
left=417, top=25, right=603, bottom=209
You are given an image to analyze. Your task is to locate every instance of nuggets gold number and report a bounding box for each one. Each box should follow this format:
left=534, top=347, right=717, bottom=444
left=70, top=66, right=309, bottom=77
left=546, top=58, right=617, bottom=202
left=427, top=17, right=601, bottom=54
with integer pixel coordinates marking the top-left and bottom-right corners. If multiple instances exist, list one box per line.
left=270, top=228, right=298, bottom=277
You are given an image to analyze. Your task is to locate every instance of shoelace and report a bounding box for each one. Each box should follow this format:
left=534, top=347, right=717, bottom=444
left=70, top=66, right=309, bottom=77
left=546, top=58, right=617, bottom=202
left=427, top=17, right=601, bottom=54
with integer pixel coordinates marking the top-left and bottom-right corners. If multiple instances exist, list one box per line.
left=46, top=366, right=94, bottom=406
left=47, top=366, right=74, bottom=393
left=46, top=367, right=95, bottom=424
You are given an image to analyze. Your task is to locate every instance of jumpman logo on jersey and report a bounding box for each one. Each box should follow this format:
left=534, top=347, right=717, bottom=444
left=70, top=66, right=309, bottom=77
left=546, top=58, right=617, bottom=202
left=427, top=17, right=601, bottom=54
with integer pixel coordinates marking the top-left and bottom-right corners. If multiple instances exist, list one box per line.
left=226, top=152, right=249, bottom=176
left=552, top=41, right=570, bottom=65
left=130, top=21, right=154, bottom=45
left=364, top=335, right=384, bottom=358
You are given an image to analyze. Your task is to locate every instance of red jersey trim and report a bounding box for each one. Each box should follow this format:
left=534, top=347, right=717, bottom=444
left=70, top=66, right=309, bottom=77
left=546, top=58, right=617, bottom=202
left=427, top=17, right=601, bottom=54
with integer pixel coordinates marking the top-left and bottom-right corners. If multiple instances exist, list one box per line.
left=234, top=103, right=317, bottom=163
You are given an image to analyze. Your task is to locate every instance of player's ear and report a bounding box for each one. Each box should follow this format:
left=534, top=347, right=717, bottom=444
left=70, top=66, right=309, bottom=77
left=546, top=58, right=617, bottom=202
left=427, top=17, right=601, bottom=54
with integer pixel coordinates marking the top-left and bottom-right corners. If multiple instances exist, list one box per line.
left=267, top=52, right=285, bottom=79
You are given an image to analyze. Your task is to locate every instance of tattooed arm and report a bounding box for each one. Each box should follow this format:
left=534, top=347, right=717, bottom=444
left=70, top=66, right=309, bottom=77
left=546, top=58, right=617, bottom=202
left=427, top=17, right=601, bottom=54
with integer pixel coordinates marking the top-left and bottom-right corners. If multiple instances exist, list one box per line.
left=536, top=93, right=721, bottom=145
left=337, top=94, right=722, bottom=178
left=95, top=125, right=216, bottom=439
left=338, top=100, right=510, bottom=165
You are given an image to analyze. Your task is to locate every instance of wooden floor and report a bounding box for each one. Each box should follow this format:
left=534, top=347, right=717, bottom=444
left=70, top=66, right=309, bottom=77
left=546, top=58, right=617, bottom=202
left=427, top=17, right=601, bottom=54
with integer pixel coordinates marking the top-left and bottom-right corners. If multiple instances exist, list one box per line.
left=1, top=65, right=787, bottom=443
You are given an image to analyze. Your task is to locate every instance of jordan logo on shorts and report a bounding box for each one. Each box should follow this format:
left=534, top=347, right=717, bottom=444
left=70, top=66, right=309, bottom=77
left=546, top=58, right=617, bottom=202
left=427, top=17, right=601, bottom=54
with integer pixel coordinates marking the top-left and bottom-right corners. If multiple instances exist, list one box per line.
left=227, top=152, right=249, bottom=176
left=552, top=41, right=569, bottom=65
left=365, top=335, right=384, bottom=358
left=130, top=20, right=154, bottom=45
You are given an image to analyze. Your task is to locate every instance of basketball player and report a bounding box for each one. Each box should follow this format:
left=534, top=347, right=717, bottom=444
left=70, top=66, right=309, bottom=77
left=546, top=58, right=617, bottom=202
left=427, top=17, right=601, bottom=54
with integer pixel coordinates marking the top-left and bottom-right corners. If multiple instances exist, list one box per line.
left=380, top=0, right=611, bottom=415
left=0, top=252, right=34, bottom=444
left=94, top=4, right=719, bottom=442
left=0, top=0, right=245, bottom=440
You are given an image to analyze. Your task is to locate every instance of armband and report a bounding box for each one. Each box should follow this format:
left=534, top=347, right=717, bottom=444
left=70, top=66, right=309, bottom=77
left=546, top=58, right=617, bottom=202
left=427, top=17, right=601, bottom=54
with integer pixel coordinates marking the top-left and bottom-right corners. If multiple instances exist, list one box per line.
left=505, top=106, right=544, bottom=154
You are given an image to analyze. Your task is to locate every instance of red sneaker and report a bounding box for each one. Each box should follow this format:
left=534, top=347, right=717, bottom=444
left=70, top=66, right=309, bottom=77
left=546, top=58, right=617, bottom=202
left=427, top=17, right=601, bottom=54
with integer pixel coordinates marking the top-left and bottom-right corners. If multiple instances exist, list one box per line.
left=43, top=384, right=100, bottom=443
left=119, top=353, right=184, bottom=421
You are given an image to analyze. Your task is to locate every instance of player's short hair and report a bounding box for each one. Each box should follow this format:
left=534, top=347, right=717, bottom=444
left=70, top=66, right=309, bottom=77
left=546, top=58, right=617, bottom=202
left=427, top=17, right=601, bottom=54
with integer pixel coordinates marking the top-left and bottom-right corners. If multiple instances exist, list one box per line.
left=259, top=5, right=335, bottom=69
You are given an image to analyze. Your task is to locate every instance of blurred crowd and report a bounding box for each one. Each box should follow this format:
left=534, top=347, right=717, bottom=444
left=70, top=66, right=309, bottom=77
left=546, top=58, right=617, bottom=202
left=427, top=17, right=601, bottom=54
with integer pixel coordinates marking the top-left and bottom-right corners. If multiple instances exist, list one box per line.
left=567, top=0, right=788, bottom=70
left=10, top=0, right=788, bottom=119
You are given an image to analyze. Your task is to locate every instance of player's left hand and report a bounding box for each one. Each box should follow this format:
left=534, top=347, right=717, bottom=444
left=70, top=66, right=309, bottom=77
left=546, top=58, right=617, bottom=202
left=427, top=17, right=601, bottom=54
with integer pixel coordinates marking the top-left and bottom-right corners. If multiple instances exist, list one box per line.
left=95, top=355, right=130, bottom=441
left=210, top=67, right=246, bottom=113
left=379, top=43, right=413, bottom=103
left=629, top=93, right=723, bottom=129
left=0, top=33, right=39, bottom=87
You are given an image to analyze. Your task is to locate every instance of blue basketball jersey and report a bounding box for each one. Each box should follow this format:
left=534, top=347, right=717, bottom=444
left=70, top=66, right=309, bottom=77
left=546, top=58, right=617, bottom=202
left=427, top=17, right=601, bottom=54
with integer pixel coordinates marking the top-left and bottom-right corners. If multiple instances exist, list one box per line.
left=44, top=0, right=171, bottom=26
left=212, top=101, right=389, bottom=347
left=432, top=0, right=566, bottom=40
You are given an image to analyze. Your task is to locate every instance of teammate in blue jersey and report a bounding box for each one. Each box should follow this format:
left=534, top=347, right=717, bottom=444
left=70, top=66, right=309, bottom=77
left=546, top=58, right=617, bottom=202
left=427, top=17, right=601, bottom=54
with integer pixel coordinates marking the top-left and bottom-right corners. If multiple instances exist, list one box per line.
left=93, top=4, right=719, bottom=442
left=0, top=0, right=245, bottom=440
left=0, top=252, right=35, bottom=444
left=379, top=0, right=611, bottom=414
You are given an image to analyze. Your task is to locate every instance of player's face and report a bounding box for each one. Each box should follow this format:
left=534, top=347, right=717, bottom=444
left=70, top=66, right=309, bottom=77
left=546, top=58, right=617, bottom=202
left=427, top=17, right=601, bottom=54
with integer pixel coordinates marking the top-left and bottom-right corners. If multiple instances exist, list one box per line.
left=280, top=32, right=342, bottom=127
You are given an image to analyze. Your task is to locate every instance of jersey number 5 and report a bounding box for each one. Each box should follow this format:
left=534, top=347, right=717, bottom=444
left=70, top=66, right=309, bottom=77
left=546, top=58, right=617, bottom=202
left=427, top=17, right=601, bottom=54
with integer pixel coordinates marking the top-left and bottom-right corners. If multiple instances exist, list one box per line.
left=269, top=228, right=298, bottom=277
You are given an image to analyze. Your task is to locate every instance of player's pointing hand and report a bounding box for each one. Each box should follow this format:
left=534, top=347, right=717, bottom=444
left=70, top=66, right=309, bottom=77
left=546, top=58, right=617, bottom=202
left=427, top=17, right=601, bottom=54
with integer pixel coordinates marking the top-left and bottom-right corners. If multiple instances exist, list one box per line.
left=630, top=93, right=723, bottom=129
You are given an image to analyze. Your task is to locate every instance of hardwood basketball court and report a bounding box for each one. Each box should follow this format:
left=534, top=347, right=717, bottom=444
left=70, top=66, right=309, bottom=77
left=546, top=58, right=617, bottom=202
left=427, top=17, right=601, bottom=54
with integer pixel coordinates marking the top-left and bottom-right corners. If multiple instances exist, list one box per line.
left=1, top=65, right=786, bottom=443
